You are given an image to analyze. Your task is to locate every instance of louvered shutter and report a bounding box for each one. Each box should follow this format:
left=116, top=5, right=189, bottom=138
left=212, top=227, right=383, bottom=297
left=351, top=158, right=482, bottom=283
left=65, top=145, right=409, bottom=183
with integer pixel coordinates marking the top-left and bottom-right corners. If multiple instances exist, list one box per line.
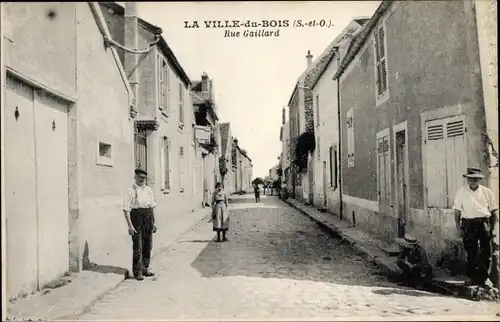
left=445, top=116, right=467, bottom=207
left=178, top=83, right=184, bottom=124
left=425, top=119, right=447, bottom=207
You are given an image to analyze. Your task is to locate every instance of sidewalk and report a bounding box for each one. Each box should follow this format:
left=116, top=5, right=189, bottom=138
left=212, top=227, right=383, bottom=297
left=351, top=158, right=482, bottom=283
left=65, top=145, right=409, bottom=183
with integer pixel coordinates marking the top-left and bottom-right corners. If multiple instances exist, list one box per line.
left=6, top=206, right=212, bottom=321
left=284, top=198, right=479, bottom=301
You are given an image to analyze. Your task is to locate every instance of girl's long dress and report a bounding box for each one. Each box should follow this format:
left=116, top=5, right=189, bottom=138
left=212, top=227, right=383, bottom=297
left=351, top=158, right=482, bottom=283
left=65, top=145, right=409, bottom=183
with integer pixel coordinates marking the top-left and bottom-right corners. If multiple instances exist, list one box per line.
left=212, top=190, right=229, bottom=232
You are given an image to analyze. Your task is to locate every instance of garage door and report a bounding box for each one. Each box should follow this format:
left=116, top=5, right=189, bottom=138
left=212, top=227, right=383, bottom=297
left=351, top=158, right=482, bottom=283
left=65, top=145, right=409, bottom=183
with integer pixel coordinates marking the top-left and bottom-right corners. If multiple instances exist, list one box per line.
left=5, top=75, right=69, bottom=298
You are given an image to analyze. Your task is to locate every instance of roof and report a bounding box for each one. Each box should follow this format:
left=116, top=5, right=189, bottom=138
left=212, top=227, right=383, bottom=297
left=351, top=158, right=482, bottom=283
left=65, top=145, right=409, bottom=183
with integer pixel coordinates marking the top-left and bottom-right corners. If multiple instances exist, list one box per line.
left=310, top=19, right=371, bottom=89
left=100, top=2, right=191, bottom=86
left=334, top=1, right=392, bottom=80
left=219, top=123, right=230, bottom=154
left=286, top=19, right=369, bottom=106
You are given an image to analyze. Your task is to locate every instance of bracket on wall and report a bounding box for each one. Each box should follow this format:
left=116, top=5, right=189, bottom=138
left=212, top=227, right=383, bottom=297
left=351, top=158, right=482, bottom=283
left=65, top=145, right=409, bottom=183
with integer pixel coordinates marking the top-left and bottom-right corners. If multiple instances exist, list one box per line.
left=52, top=119, right=56, bottom=130
left=14, top=107, right=19, bottom=120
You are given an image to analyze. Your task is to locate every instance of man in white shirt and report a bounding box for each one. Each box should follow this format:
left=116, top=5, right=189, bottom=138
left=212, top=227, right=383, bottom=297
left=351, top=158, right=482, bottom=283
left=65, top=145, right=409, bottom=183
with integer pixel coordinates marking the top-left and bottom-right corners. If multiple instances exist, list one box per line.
left=453, top=167, right=498, bottom=287
left=123, top=168, right=157, bottom=281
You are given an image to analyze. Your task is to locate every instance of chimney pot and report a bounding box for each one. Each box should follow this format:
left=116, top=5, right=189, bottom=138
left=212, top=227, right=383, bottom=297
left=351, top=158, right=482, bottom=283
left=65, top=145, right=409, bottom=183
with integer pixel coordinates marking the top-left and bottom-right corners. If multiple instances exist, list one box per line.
left=306, top=50, right=313, bottom=67
left=201, top=73, right=209, bottom=92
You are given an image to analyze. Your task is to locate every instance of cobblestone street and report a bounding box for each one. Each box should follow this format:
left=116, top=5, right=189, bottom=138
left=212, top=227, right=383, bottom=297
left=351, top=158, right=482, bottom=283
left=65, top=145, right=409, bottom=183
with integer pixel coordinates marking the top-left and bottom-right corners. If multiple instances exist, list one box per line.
left=77, top=194, right=499, bottom=320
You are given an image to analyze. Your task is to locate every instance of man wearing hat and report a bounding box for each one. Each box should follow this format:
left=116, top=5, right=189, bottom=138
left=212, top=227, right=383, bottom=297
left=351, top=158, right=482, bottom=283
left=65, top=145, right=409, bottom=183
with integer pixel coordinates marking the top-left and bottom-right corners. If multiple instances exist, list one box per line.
left=123, top=168, right=157, bottom=281
left=453, top=167, right=498, bottom=287
left=395, top=234, right=433, bottom=288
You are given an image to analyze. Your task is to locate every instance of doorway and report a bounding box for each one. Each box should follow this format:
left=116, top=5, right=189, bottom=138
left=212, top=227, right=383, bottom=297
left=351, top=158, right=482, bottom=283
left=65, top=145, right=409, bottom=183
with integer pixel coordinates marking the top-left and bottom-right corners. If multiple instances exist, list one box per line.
left=395, top=128, right=409, bottom=238
left=5, top=75, right=70, bottom=298
left=323, top=161, right=328, bottom=208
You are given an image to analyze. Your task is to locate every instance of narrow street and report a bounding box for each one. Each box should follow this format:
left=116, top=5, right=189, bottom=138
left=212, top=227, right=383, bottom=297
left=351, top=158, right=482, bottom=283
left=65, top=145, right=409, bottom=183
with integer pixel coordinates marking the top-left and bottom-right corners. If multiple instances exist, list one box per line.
left=77, top=194, right=498, bottom=320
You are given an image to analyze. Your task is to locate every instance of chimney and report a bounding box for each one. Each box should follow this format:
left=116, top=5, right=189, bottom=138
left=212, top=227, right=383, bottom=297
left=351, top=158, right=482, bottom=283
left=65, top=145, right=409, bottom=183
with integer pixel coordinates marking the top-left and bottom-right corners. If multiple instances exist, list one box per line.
left=306, top=50, right=313, bottom=68
left=201, top=72, right=209, bottom=92
left=124, top=3, right=139, bottom=107
left=282, top=107, right=286, bottom=125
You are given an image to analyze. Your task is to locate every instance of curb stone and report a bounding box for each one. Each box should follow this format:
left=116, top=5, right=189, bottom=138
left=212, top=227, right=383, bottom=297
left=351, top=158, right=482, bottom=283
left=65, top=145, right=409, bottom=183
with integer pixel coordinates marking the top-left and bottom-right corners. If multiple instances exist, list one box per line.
left=284, top=198, right=493, bottom=301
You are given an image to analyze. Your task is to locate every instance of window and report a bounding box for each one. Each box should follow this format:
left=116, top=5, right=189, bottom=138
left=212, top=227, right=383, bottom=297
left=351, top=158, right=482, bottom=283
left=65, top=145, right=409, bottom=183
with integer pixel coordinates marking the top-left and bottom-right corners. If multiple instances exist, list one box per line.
left=158, top=56, right=169, bottom=114
left=178, top=82, right=184, bottom=126
left=377, top=132, right=391, bottom=203
left=160, top=137, right=170, bottom=191
left=329, top=146, right=338, bottom=189
left=316, top=94, right=320, bottom=126
left=99, top=142, right=111, bottom=158
left=346, top=108, right=355, bottom=167
left=97, top=141, right=113, bottom=167
left=425, top=115, right=467, bottom=208
left=179, top=146, right=184, bottom=157
left=374, top=24, right=388, bottom=101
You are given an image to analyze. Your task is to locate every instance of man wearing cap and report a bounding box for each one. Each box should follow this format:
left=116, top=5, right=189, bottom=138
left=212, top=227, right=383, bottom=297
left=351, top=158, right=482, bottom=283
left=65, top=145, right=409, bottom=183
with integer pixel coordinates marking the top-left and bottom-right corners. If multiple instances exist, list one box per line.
left=453, top=167, right=498, bottom=287
left=395, top=234, right=433, bottom=288
left=123, top=168, right=157, bottom=281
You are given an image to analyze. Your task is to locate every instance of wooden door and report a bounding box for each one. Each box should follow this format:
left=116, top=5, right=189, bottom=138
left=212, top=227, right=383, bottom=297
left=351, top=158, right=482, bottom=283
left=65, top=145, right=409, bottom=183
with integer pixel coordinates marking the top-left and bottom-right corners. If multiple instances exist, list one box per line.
left=34, top=90, right=69, bottom=286
left=4, top=76, right=39, bottom=298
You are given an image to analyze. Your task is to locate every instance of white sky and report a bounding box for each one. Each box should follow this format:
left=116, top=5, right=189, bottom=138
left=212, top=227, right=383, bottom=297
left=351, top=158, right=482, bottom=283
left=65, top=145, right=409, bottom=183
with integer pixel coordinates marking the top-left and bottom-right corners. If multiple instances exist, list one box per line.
left=136, top=1, right=381, bottom=178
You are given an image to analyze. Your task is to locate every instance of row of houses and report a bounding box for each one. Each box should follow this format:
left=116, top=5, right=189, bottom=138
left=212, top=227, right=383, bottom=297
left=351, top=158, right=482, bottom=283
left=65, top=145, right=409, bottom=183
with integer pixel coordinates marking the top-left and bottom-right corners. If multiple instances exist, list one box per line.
left=1, top=2, right=253, bottom=300
left=279, top=0, right=497, bottom=272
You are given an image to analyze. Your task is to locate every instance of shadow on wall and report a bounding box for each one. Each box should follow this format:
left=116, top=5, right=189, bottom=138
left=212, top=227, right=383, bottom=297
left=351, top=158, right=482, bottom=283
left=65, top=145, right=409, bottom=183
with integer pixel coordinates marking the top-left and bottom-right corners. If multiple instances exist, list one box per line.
left=82, top=241, right=130, bottom=279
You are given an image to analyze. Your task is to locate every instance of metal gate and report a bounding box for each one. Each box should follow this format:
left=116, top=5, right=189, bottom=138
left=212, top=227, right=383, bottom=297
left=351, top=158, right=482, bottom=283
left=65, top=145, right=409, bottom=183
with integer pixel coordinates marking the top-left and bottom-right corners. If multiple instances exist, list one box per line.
left=134, top=129, right=148, bottom=174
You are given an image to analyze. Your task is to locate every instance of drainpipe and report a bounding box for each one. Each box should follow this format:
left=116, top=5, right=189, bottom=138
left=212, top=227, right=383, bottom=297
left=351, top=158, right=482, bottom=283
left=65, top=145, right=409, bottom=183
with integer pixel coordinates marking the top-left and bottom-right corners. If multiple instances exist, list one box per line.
left=88, top=2, right=136, bottom=117
left=334, top=47, right=344, bottom=220
left=124, top=2, right=140, bottom=112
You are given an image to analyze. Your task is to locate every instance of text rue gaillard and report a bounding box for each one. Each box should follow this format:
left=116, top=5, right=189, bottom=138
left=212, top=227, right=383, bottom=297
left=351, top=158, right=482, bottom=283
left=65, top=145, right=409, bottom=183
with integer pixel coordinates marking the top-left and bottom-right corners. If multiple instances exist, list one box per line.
left=224, top=29, right=280, bottom=38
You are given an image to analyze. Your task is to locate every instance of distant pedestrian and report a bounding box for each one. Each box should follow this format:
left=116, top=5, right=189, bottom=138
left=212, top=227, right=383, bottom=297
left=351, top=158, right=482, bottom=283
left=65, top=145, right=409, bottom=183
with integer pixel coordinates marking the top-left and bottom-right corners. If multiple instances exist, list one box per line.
left=254, top=183, right=260, bottom=202
left=123, top=168, right=157, bottom=281
left=212, top=182, right=230, bottom=242
left=453, top=167, right=498, bottom=287
left=395, top=234, right=433, bottom=289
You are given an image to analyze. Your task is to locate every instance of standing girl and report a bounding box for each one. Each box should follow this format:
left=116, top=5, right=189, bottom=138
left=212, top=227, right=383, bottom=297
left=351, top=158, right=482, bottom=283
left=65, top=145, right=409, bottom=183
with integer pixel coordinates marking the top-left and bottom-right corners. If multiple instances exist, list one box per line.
left=212, top=182, right=230, bottom=242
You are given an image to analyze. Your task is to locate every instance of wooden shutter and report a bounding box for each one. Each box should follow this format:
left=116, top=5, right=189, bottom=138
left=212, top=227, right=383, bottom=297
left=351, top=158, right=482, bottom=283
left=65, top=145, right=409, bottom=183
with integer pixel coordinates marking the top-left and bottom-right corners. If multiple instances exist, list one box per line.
left=377, top=135, right=391, bottom=203
left=178, top=83, right=184, bottom=124
left=347, top=108, right=355, bottom=167
left=158, top=55, right=163, bottom=110
left=179, top=145, right=185, bottom=192
left=445, top=116, right=467, bottom=207
left=375, top=25, right=387, bottom=96
left=425, top=119, right=447, bottom=207
left=164, top=138, right=170, bottom=190
left=329, top=147, right=334, bottom=186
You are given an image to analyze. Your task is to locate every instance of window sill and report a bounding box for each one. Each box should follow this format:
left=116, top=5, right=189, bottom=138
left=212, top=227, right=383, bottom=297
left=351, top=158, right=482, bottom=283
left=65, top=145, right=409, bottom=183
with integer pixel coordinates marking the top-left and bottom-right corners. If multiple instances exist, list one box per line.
left=162, top=188, right=171, bottom=194
left=96, top=157, right=114, bottom=167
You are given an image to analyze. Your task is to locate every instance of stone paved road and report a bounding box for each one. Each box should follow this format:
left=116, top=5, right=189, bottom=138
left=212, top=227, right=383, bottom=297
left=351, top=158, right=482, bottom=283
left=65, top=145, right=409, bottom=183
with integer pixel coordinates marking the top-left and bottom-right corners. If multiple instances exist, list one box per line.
left=77, top=195, right=499, bottom=320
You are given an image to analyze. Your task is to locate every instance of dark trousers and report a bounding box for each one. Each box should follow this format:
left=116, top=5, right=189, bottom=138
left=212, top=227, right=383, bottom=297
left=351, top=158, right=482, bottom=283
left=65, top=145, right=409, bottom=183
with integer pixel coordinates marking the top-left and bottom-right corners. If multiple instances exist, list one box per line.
left=396, top=259, right=433, bottom=286
left=461, top=217, right=492, bottom=285
left=131, top=208, right=154, bottom=277
left=254, top=191, right=260, bottom=202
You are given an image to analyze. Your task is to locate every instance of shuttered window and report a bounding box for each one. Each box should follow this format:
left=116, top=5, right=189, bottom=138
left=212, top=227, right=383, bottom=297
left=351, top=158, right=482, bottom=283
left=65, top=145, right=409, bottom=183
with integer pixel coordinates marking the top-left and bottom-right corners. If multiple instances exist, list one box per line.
left=178, top=83, right=184, bottom=125
left=377, top=134, right=391, bottom=203
left=425, top=115, right=467, bottom=208
left=317, top=135, right=320, bottom=158
left=374, top=24, right=388, bottom=98
left=179, top=144, right=185, bottom=192
left=160, top=137, right=170, bottom=190
left=346, top=108, right=355, bottom=168
left=158, top=56, right=168, bottom=114
left=329, top=146, right=338, bottom=189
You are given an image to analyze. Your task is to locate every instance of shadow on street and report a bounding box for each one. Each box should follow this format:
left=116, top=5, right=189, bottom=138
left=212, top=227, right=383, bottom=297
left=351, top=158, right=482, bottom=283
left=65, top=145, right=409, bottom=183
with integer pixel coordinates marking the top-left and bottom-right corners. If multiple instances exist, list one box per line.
left=191, top=196, right=410, bottom=290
